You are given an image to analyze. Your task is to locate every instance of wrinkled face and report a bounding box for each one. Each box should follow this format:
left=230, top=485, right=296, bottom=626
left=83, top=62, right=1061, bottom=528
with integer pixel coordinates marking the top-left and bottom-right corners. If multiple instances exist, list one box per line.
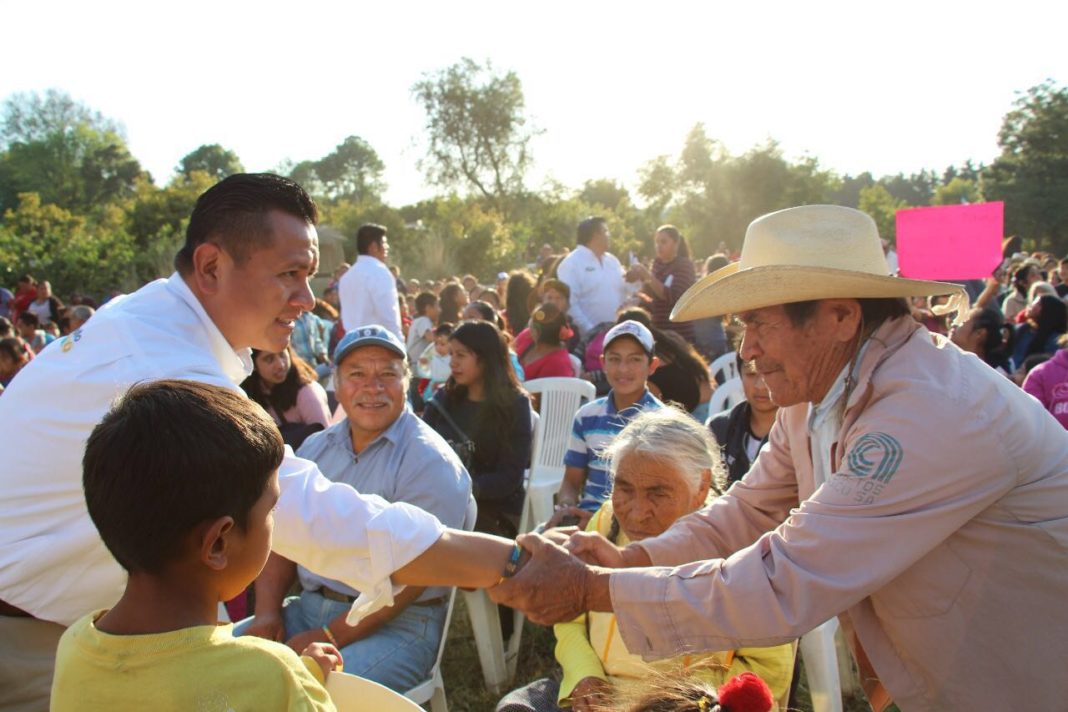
left=209, top=210, right=318, bottom=353
left=739, top=304, right=847, bottom=407
left=254, top=349, right=291, bottom=386
left=449, top=339, right=484, bottom=388
left=740, top=361, right=777, bottom=415
left=612, top=450, right=704, bottom=541
left=222, top=469, right=280, bottom=601
left=542, top=288, right=569, bottom=313
left=654, top=230, right=678, bottom=263
left=601, top=337, right=656, bottom=400
left=336, top=346, right=406, bottom=439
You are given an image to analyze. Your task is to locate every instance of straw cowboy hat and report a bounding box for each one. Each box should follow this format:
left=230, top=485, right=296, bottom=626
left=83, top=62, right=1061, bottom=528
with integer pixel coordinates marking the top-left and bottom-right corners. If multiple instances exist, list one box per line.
left=671, top=205, right=966, bottom=321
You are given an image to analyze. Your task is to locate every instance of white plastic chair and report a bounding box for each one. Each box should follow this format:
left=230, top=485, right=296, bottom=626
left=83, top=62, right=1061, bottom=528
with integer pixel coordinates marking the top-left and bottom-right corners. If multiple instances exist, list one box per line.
left=328, top=671, right=424, bottom=711
left=709, top=351, right=740, bottom=384
left=404, top=497, right=477, bottom=711
left=520, top=377, right=596, bottom=532
left=464, top=378, right=594, bottom=693
left=799, top=618, right=844, bottom=712
left=706, top=377, right=746, bottom=420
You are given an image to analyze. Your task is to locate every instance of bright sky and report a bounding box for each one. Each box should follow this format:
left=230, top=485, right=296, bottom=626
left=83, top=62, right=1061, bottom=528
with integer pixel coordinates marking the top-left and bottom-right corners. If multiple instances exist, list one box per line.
left=2, top=0, right=1064, bottom=206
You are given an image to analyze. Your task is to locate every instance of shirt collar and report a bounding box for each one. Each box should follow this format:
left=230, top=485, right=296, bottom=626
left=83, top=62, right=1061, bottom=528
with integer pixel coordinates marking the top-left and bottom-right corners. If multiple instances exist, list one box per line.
left=164, top=272, right=253, bottom=385
left=607, top=388, right=653, bottom=416
left=807, top=339, right=872, bottom=436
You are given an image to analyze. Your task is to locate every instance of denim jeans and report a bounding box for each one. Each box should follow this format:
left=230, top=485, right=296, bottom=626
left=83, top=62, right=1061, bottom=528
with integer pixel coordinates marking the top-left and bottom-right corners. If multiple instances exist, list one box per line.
left=235, top=589, right=446, bottom=693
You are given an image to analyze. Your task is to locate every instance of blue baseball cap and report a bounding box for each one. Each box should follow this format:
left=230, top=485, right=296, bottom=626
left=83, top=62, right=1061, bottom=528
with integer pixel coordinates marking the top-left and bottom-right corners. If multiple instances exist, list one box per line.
left=333, top=325, right=407, bottom=365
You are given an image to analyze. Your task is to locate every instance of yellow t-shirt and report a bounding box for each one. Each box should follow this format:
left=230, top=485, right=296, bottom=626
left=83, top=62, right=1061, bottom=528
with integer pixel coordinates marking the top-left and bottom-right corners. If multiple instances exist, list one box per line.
left=51, top=610, right=335, bottom=712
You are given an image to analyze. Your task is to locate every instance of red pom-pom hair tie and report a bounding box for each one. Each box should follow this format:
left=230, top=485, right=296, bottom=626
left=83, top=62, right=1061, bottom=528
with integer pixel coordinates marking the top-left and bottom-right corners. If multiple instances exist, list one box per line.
left=560, top=325, right=574, bottom=341
left=716, top=672, right=774, bottom=712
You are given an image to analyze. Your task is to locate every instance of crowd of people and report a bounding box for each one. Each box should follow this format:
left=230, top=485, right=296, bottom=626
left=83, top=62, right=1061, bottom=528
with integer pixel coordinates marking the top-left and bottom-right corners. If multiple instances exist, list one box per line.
left=1, top=173, right=1067, bottom=712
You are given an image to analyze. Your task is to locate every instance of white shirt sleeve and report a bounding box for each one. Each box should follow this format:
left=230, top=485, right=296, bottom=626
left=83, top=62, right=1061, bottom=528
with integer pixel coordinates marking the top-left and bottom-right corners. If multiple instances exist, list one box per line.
left=271, top=451, right=445, bottom=621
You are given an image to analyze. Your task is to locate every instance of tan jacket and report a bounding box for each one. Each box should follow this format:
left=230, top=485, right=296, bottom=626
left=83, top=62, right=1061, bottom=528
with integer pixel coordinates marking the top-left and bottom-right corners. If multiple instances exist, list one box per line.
left=609, top=316, right=1068, bottom=711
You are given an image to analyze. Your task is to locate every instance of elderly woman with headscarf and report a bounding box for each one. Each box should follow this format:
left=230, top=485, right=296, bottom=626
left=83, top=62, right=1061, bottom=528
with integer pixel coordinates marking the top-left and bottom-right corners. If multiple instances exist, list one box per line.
left=496, top=408, right=794, bottom=712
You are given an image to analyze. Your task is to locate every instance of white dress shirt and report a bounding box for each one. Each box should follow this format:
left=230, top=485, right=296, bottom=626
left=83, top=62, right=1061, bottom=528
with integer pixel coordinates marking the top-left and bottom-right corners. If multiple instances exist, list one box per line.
left=339, top=255, right=402, bottom=338
left=555, top=245, right=634, bottom=335
left=0, top=273, right=442, bottom=626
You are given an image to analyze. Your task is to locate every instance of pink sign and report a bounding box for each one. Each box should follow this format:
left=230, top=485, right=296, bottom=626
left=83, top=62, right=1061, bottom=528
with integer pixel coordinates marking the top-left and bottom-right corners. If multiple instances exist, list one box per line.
left=895, top=202, right=1004, bottom=281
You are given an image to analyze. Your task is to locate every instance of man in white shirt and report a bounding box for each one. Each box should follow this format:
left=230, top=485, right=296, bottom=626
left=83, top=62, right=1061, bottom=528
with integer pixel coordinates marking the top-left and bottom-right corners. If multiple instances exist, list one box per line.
left=338, top=224, right=402, bottom=338
left=0, top=174, right=514, bottom=711
left=556, top=217, right=634, bottom=336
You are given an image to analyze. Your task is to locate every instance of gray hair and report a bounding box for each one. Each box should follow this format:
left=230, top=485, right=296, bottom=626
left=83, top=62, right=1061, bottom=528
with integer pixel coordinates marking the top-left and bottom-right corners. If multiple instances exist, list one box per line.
left=602, top=407, right=726, bottom=498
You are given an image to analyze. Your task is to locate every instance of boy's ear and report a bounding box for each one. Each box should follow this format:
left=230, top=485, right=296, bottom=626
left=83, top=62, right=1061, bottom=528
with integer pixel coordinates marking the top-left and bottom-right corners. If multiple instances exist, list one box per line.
left=647, top=355, right=660, bottom=374
left=200, top=516, right=236, bottom=571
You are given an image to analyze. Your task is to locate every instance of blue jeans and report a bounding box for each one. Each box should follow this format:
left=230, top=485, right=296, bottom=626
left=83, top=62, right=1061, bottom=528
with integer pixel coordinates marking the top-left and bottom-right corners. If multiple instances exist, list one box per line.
left=235, top=589, right=446, bottom=693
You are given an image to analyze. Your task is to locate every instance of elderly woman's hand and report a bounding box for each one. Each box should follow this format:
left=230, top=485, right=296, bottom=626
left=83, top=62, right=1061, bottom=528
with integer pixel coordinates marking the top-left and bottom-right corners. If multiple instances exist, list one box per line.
left=566, top=531, right=653, bottom=569
left=570, top=676, right=611, bottom=711
left=489, top=532, right=612, bottom=625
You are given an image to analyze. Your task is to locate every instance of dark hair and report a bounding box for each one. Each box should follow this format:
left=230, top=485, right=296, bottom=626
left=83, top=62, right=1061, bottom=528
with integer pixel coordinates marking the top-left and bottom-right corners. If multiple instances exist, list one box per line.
left=540, top=278, right=570, bottom=301
left=616, top=308, right=707, bottom=385
left=576, top=217, right=607, bottom=246
left=1025, top=295, right=1068, bottom=360
left=530, top=303, right=568, bottom=346
left=174, top=173, right=318, bottom=274
left=17, top=274, right=34, bottom=285
left=356, top=223, right=387, bottom=255
left=437, top=283, right=464, bottom=325
left=415, top=291, right=439, bottom=316
left=433, top=322, right=455, bottom=338
left=465, top=300, right=498, bottom=322
left=241, top=345, right=318, bottom=419
left=505, top=271, right=536, bottom=335
left=969, top=307, right=1014, bottom=370
left=656, top=224, right=691, bottom=260
left=1012, top=263, right=1037, bottom=297
left=0, top=317, right=12, bottom=338
left=83, top=380, right=283, bottom=573
left=16, top=311, right=38, bottom=328
left=0, top=337, right=27, bottom=365
left=705, top=254, right=730, bottom=274
left=782, top=298, right=910, bottom=331
left=445, top=320, right=526, bottom=453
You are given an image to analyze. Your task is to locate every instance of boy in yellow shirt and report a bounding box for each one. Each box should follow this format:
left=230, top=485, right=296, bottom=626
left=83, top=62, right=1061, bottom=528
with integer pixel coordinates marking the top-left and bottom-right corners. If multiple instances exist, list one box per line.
left=51, top=380, right=341, bottom=711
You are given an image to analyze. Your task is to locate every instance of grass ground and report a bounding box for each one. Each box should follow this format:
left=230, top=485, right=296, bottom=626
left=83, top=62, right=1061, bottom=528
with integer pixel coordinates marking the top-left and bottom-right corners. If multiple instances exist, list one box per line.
left=439, top=597, right=888, bottom=711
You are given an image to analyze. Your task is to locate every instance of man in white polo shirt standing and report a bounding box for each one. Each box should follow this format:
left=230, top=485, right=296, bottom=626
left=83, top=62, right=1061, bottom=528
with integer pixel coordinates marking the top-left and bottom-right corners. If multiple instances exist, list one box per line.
left=555, top=217, right=634, bottom=337
left=0, top=174, right=515, bottom=711
left=338, top=223, right=402, bottom=339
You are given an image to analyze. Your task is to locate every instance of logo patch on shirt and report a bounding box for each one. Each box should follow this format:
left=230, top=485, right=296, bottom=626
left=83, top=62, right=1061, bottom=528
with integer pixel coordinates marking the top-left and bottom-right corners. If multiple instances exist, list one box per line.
left=846, top=432, right=902, bottom=483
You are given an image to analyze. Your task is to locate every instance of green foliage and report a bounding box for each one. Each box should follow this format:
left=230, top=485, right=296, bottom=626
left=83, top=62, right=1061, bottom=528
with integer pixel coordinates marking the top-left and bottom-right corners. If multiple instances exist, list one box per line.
left=858, top=184, right=906, bottom=240
left=124, top=172, right=217, bottom=280
left=931, top=177, right=981, bottom=206
left=176, top=144, right=244, bottom=181
left=0, top=90, right=146, bottom=213
left=0, top=193, right=136, bottom=296
left=412, top=58, right=538, bottom=210
left=984, top=80, right=1068, bottom=252
left=287, top=136, right=386, bottom=203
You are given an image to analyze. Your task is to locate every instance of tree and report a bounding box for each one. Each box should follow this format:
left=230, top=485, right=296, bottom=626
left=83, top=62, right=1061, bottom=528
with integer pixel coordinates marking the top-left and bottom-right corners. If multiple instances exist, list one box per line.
left=0, top=90, right=146, bottom=212
left=177, top=144, right=244, bottom=181
left=412, top=58, right=538, bottom=210
left=984, top=80, right=1068, bottom=252
left=283, top=136, right=385, bottom=203
left=932, top=177, right=981, bottom=206
left=858, top=184, right=906, bottom=240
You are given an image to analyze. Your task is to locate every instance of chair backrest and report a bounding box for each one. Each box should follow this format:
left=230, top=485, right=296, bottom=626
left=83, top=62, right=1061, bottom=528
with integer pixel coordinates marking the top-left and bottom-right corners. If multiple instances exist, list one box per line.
left=709, top=351, right=740, bottom=384
left=328, top=671, right=424, bottom=711
left=524, top=377, right=596, bottom=471
left=706, top=377, right=746, bottom=421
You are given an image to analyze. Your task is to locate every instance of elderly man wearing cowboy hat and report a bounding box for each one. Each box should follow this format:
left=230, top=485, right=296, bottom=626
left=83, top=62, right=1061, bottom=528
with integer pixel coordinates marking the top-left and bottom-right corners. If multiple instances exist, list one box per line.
left=490, top=205, right=1068, bottom=711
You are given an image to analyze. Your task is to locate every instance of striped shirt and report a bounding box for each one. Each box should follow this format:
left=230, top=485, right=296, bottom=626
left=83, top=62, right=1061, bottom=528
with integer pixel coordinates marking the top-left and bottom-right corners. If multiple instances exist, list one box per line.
left=563, top=389, right=663, bottom=511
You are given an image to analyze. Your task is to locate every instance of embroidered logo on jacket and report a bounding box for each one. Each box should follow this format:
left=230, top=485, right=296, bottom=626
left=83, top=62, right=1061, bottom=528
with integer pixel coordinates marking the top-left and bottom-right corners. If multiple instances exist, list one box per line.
left=846, top=432, right=903, bottom=483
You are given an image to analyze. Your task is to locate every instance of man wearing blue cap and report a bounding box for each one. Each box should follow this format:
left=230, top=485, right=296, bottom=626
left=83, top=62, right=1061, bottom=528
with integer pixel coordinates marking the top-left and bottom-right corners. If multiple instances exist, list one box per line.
left=240, top=325, right=472, bottom=692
